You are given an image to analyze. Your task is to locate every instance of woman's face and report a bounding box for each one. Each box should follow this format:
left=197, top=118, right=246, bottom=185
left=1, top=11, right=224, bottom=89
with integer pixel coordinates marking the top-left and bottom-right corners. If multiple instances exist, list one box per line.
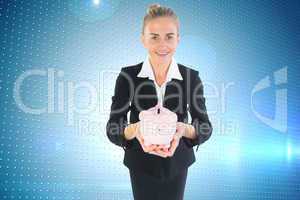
left=141, top=17, right=180, bottom=65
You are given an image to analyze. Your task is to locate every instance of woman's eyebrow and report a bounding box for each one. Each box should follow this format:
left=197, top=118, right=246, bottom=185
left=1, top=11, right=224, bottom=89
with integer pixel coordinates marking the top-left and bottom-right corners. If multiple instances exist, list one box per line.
left=150, top=33, right=159, bottom=36
left=149, top=33, right=175, bottom=36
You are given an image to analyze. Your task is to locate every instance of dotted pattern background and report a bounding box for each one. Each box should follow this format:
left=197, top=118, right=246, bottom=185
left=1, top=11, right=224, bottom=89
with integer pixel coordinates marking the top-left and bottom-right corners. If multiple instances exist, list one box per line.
left=0, top=0, right=300, bottom=200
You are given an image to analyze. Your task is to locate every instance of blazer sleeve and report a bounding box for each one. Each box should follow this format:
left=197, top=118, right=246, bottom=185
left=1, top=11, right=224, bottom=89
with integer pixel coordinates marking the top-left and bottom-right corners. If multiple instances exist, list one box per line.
left=183, top=70, right=213, bottom=152
left=106, top=67, right=133, bottom=150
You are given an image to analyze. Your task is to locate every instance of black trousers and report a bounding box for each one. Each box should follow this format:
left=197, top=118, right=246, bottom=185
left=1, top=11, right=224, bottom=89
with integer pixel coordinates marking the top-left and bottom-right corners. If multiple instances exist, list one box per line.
left=129, top=169, right=188, bottom=200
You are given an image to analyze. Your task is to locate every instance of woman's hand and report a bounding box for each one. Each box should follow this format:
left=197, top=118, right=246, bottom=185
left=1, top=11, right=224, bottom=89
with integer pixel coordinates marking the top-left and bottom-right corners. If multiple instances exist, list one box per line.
left=148, top=144, right=169, bottom=158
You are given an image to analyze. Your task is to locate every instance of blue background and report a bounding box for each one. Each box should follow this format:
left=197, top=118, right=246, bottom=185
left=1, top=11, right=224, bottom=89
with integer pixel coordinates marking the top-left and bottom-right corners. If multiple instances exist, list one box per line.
left=0, top=0, right=299, bottom=199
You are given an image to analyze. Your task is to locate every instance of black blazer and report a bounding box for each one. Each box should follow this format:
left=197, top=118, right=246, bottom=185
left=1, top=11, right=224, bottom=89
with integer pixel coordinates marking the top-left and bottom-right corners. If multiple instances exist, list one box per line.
left=106, top=62, right=212, bottom=180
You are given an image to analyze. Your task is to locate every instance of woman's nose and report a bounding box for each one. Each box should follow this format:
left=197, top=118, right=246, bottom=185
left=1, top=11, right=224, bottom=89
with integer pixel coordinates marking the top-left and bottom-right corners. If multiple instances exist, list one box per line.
left=157, top=41, right=168, bottom=49
left=157, top=38, right=168, bottom=46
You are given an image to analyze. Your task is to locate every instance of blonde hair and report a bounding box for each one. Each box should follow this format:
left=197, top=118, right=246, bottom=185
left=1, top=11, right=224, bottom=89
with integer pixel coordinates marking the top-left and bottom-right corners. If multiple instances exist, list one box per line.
left=142, top=4, right=179, bottom=34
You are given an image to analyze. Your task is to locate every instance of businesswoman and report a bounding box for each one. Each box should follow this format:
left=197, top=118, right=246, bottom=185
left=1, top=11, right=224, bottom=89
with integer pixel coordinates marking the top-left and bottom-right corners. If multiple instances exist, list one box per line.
left=106, top=4, right=212, bottom=200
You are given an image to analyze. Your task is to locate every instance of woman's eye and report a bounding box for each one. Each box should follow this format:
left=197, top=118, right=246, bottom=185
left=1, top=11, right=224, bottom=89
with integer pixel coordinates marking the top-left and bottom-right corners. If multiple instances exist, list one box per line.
left=167, top=36, right=173, bottom=40
left=152, top=36, right=158, bottom=40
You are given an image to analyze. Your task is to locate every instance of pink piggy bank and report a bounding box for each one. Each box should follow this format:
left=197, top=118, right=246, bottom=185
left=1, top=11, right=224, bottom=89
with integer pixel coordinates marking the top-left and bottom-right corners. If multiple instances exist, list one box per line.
left=138, top=104, right=178, bottom=148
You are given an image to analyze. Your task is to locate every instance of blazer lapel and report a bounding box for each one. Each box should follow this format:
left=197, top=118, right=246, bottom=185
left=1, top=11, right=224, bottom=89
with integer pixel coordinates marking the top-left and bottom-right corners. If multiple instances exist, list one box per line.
left=135, top=78, right=158, bottom=110
left=163, top=79, right=183, bottom=112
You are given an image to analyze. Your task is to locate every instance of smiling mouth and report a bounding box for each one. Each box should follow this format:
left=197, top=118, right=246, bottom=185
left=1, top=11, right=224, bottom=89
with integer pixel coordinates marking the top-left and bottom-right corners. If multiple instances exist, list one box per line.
left=156, top=52, right=169, bottom=57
